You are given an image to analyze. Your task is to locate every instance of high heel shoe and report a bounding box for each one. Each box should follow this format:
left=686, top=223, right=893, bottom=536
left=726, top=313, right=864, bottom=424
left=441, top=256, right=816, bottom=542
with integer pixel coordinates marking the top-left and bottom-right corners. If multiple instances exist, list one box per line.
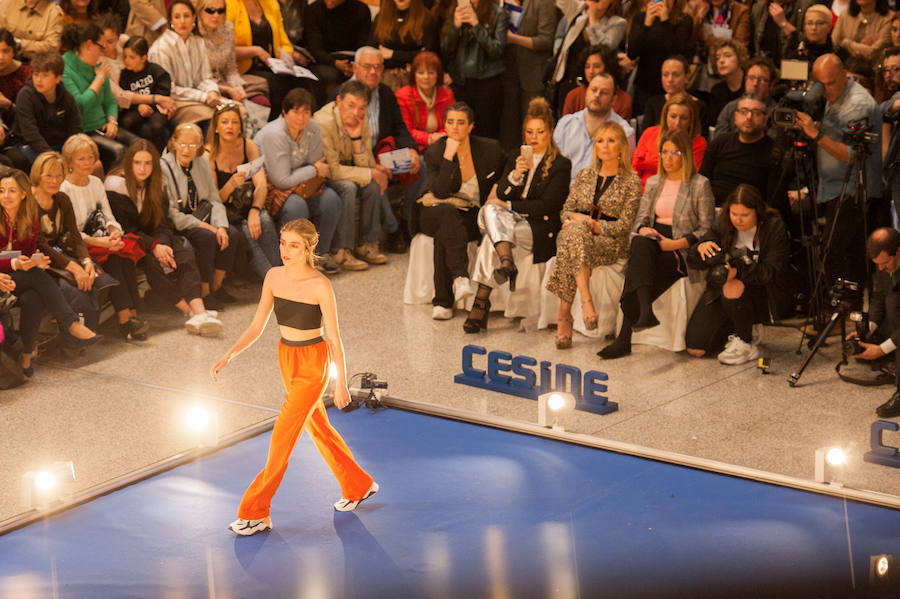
left=64, top=331, right=103, bottom=349
left=463, top=298, right=491, bottom=333
left=493, top=258, right=518, bottom=292
left=581, top=298, right=598, bottom=331
left=555, top=315, right=574, bottom=349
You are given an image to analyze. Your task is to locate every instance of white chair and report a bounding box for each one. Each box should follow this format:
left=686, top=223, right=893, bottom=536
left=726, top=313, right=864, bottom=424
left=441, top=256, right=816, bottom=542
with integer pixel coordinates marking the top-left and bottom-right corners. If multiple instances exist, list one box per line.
left=537, top=257, right=627, bottom=339
left=618, top=277, right=707, bottom=352
left=470, top=238, right=548, bottom=327
left=403, top=233, right=479, bottom=309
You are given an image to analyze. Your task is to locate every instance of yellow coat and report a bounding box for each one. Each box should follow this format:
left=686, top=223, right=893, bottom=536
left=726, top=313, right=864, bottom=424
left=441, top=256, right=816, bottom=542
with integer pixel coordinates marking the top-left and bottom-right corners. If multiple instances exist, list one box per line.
left=226, top=0, right=294, bottom=74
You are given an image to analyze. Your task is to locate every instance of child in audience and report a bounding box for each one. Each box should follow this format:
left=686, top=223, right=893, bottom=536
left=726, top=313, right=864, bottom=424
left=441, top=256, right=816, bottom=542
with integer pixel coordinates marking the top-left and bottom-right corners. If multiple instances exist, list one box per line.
left=118, top=35, right=176, bottom=151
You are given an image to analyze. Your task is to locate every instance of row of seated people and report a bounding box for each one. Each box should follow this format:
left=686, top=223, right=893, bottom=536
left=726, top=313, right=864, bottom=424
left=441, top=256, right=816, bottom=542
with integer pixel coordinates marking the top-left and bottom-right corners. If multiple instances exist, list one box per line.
left=410, top=91, right=788, bottom=368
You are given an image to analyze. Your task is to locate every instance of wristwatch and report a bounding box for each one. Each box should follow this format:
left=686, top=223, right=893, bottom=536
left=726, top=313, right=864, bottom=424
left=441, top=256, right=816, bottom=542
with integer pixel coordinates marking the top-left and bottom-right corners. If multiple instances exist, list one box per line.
left=249, top=206, right=262, bottom=212
left=814, top=129, right=824, bottom=142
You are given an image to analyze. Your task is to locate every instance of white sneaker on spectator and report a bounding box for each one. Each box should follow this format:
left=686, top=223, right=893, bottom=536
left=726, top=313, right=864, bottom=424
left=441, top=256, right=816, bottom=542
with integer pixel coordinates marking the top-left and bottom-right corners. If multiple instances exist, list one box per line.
left=185, top=312, right=223, bottom=337
left=752, top=323, right=764, bottom=345
left=453, top=276, right=474, bottom=303
left=228, top=517, right=272, bottom=536
left=717, top=335, right=758, bottom=365
left=333, top=249, right=368, bottom=271
left=432, top=305, right=453, bottom=320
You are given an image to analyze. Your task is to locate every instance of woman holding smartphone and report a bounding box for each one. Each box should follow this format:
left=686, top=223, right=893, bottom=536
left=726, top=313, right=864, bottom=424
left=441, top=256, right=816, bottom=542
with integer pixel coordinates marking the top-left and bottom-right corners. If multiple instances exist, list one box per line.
left=211, top=218, right=377, bottom=536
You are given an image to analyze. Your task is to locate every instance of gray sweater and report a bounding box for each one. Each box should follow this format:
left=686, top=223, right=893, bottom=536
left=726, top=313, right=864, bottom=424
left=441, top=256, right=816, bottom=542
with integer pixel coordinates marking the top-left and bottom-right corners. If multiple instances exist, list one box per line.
left=254, top=116, right=323, bottom=190
left=160, top=151, right=228, bottom=230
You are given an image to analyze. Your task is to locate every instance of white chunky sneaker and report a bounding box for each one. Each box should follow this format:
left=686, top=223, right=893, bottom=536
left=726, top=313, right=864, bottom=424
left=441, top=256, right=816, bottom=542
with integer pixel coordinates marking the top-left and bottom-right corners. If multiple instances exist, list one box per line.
left=228, top=517, right=272, bottom=536
left=432, top=305, right=453, bottom=320
left=185, top=312, right=223, bottom=337
left=334, top=481, right=379, bottom=512
left=717, top=335, right=759, bottom=365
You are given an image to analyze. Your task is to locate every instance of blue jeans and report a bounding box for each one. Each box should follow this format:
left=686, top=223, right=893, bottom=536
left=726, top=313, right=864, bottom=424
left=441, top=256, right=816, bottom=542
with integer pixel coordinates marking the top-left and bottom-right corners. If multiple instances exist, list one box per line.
left=275, top=187, right=341, bottom=253
left=328, top=179, right=383, bottom=249
left=241, top=209, right=281, bottom=277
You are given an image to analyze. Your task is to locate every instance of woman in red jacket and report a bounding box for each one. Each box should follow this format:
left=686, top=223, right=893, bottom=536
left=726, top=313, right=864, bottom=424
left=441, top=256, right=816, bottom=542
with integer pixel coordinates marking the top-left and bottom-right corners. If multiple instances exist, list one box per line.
left=632, top=93, right=706, bottom=190
left=395, top=51, right=455, bottom=153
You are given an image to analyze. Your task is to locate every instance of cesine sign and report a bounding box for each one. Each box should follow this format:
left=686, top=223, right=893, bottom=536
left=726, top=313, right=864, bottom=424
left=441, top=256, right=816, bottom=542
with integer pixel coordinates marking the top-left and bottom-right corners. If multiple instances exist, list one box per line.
left=454, top=344, right=618, bottom=415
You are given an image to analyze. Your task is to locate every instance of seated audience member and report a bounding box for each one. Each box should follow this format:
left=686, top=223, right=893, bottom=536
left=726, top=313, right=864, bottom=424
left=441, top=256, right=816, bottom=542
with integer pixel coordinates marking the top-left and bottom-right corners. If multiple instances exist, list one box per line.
left=633, top=93, right=706, bottom=189
left=226, top=0, right=312, bottom=121
left=546, top=121, right=641, bottom=349
left=304, top=0, right=372, bottom=96
left=416, top=101, right=505, bottom=320
left=370, top=0, right=439, bottom=90
left=441, top=0, right=508, bottom=140
left=0, top=29, right=31, bottom=131
left=31, top=151, right=137, bottom=338
left=346, top=46, right=423, bottom=246
left=550, top=0, right=627, bottom=111
left=714, top=56, right=776, bottom=138
left=13, top=52, right=82, bottom=165
left=161, top=123, right=241, bottom=310
left=832, top=0, right=891, bottom=60
left=554, top=73, right=635, bottom=182
left=685, top=184, right=789, bottom=364
left=118, top=36, right=177, bottom=151
left=562, top=45, right=632, bottom=120
left=854, top=228, right=900, bottom=417
left=706, top=40, right=748, bottom=129
left=846, top=55, right=875, bottom=95
left=278, top=0, right=304, bottom=46
left=688, top=0, right=752, bottom=60
left=60, top=134, right=148, bottom=335
left=208, top=102, right=280, bottom=278
left=0, top=0, right=63, bottom=60
left=784, top=3, right=835, bottom=63
left=256, top=89, right=343, bottom=270
left=498, top=0, right=557, bottom=150
left=107, top=139, right=223, bottom=335
left=148, top=0, right=224, bottom=126
left=599, top=129, right=714, bottom=359
left=124, top=0, right=167, bottom=44
left=881, top=47, right=900, bottom=215
left=750, top=0, right=813, bottom=63
left=62, top=22, right=139, bottom=169
left=464, top=98, right=571, bottom=333
left=197, top=0, right=262, bottom=105
left=395, top=50, right=455, bottom=153
left=699, top=94, right=775, bottom=206
left=642, top=56, right=708, bottom=131
left=313, top=81, right=391, bottom=270
left=0, top=167, right=100, bottom=376
left=626, top=0, right=693, bottom=113
left=60, top=0, right=97, bottom=25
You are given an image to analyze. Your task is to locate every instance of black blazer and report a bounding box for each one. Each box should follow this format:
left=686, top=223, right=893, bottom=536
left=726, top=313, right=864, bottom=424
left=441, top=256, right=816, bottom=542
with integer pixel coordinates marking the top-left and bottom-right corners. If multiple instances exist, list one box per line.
left=496, top=151, right=571, bottom=264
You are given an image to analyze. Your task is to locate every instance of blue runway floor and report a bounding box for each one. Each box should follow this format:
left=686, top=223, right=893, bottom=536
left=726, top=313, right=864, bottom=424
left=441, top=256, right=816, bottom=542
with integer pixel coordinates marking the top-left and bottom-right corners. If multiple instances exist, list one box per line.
left=2, top=406, right=899, bottom=598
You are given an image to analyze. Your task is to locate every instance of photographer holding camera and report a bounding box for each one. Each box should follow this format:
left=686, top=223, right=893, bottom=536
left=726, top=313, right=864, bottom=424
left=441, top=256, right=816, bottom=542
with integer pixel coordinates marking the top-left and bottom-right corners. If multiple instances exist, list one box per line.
left=793, top=54, right=883, bottom=296
left=850, top=227, right=900, bottom=418
left=684, top=184, right=789, bottom=364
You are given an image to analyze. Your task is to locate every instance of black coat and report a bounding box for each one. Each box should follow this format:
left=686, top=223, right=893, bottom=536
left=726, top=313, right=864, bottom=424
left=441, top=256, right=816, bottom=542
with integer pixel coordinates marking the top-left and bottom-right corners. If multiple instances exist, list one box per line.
left=13, top=81, right=82, bottom=154
left=107, top=189, right=181, bottom=251
left=496, top=151, right=571, bottom=264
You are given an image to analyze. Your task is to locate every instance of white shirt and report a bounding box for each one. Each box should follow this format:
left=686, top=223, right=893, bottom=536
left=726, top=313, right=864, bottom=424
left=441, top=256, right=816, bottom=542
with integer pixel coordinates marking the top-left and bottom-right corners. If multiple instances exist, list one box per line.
left=61, top=175, right=122, bottom=238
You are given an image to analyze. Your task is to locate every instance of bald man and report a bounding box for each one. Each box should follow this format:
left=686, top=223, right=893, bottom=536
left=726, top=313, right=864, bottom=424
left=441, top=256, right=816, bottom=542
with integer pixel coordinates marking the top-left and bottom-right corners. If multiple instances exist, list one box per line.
left=795, top=53, right=882, bottom=297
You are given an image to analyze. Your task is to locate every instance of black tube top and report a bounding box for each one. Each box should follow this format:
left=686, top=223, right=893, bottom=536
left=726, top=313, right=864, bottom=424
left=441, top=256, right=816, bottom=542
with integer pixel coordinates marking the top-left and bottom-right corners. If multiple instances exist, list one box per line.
left=273, top=297, right=322, bottom=329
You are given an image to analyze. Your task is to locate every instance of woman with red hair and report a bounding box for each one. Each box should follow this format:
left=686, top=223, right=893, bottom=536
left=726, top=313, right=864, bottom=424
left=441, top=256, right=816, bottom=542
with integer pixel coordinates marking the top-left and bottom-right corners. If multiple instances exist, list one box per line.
left=395, top=51, right=455, bottom=153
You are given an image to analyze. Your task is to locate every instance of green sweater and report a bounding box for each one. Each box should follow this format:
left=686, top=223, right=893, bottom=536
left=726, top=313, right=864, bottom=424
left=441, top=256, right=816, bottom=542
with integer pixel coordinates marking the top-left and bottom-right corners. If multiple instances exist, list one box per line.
left=62, top=51, right=116, bottom=133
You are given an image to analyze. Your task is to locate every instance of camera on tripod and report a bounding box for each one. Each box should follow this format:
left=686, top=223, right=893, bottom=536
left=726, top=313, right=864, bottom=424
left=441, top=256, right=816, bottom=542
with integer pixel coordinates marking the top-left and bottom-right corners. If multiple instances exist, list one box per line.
left=346, top=372, right=388, bottom=412
left=772, top=80, right=826, bottom=131
left=843, top=117, right=879, bottom=145
left=703, top=247, right=755, bottom=290
left=828, top=278, right=859, bottom=311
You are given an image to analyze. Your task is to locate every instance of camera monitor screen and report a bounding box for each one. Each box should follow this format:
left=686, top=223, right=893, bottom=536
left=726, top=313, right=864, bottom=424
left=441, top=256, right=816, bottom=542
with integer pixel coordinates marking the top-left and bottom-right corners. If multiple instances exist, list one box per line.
left=781, top=59, right=809, bottom=81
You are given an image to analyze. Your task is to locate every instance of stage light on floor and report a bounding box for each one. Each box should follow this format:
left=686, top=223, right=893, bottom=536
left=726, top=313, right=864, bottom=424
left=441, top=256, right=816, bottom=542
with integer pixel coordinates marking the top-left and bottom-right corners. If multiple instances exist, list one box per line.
left=538, top=392, right=575, bottom=431
left=21, top=461, right=76, bottom=510
left=815, top=446, right=847, bottom=484
left=184, top=406, right=219, bottom=447
left=870, top=554, right=896, bottom=586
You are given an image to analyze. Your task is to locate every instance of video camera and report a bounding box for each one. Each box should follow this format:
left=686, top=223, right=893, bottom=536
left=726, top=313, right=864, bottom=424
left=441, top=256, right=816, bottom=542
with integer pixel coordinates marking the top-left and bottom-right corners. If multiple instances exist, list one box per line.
left=772, top=80, right=826, bottom=131
left=843, top=117, right=879, bottom=145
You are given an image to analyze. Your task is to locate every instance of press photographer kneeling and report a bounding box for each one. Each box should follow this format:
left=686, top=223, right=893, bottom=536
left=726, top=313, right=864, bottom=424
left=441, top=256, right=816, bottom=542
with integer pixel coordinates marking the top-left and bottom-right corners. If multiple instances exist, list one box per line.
left=685, top=185, right=790, bottom=365
left=849, top=228, right=900, bottom=418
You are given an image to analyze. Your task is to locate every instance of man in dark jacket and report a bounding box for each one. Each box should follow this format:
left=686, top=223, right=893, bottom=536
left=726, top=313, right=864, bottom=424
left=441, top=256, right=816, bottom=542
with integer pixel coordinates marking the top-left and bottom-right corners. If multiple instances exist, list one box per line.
left=12, top=51, right=82, bottom=163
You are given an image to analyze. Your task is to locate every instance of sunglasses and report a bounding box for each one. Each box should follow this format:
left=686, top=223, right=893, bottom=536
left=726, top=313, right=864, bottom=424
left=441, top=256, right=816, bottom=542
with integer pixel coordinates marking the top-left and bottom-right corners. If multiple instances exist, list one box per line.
left=203, top=7, right=226, bottom=14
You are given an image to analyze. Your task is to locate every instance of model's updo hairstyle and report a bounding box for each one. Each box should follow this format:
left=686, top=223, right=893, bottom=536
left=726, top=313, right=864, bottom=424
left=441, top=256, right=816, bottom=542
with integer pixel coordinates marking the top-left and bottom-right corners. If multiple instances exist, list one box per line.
left=281, top=218, right=320, bottom=269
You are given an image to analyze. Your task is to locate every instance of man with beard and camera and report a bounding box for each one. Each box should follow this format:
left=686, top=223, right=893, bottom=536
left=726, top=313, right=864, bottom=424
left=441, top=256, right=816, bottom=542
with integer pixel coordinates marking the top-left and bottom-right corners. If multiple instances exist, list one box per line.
left=794, top=54, right=883, bottom=299
left=851, top=227, right=900, bottom=418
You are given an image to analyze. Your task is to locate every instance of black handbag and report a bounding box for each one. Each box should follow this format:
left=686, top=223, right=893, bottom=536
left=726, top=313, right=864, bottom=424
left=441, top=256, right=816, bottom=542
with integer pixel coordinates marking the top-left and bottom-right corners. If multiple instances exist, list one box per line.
left=225, top=183, right=254, bottom=225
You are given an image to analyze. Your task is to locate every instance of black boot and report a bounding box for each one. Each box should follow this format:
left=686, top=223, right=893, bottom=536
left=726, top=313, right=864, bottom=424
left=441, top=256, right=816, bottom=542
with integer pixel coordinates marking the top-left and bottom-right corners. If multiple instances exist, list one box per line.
left=598, top=321, right=632, bottom=359
left=632, top=286, right=659, bottom=331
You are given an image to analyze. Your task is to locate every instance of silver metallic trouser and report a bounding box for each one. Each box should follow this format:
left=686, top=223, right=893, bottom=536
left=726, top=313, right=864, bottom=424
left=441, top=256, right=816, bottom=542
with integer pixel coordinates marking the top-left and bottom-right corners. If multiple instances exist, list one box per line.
left=478, top=203, right=531, bottom=249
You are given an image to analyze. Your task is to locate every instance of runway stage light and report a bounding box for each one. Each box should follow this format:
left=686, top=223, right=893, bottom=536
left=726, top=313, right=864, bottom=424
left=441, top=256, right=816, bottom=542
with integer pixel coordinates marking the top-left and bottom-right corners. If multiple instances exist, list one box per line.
left=815, top=446, right=847, bottom=484
left=184, top=406, right=219, bottom=447
left=869, top=554, right=897, bottom=586
left=538, top=392, right=576, bottom=431
left=21, top=461, right=76, bottom=510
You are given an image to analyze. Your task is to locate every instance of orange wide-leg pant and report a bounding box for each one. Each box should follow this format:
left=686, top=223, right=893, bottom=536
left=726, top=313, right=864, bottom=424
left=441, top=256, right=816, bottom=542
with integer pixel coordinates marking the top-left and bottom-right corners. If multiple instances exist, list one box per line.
left=237, top=338, right=374, bottom=520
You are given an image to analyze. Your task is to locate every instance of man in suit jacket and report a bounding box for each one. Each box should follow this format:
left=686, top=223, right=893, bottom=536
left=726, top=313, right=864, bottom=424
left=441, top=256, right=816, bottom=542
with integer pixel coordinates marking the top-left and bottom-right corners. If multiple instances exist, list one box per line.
left=499, top=0, right=558, bottom=150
